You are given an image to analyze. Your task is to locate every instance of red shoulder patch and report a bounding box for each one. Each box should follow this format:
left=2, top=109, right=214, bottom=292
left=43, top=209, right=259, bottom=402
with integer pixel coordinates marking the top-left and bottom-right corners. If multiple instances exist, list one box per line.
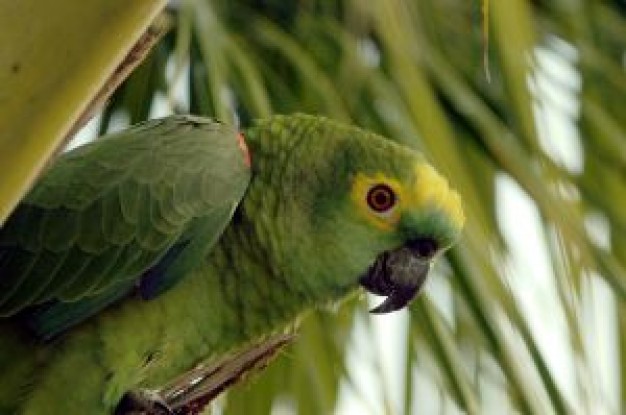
left=237, top=132, right=251, bottom=168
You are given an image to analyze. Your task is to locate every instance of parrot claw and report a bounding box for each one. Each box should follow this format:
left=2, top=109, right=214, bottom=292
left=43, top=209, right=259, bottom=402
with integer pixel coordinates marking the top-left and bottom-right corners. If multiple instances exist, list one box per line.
left=115, top=389, right=173, bottom=415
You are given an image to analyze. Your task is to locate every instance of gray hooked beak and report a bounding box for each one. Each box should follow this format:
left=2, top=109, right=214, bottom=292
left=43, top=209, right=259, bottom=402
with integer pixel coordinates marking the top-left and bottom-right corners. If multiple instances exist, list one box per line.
left=359, top=238, right=437, bottom=314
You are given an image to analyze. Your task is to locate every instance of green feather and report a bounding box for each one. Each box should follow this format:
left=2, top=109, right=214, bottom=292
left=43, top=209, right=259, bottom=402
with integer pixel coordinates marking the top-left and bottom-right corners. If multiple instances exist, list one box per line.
left=138, top=202, right=237, bottom=299
left=0, top=116, right=250, bottom=321
left=27, top=283, right=134, bottom=340
left=0, top=115, right=464, bottom=414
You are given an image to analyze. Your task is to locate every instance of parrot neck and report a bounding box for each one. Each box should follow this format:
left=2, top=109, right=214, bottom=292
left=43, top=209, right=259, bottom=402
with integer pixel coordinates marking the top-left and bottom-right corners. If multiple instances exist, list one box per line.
left=205, top=182, right=362, bottom=338
left=210, top=204, right=358, bottom=334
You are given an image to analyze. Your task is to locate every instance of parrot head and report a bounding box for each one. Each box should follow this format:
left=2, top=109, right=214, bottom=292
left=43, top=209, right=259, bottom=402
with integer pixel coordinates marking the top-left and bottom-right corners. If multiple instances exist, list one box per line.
left=245, top=114, right=464, bottom=313
left=352, top=161, right=465, bottom=313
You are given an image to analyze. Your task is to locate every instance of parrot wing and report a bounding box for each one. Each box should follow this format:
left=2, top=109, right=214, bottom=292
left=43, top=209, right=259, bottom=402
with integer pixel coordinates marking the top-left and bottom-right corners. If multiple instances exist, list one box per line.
left=0, top=116, right=250, bottom=337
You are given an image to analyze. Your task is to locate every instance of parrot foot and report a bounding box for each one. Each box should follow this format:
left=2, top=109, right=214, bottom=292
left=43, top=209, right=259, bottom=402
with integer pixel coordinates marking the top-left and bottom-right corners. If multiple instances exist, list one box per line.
left=115, top=389, right=173, bottom=415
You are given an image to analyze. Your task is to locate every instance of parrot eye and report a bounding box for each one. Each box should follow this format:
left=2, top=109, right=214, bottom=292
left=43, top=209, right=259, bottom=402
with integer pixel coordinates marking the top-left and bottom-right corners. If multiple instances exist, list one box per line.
left=366, top=184, right=396, bottom=213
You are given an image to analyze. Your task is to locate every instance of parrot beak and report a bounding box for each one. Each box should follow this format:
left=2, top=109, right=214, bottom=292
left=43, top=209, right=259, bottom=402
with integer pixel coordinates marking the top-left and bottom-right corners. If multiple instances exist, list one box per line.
left=359, top=239, right=437, bottom=314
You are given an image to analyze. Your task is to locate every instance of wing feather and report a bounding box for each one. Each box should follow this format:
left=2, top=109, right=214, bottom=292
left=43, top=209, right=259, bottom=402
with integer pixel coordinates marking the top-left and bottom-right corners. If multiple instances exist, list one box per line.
left=38, top=249, right=95, bottom=302
left=101, top=190, right=135, bottom=245
left=0, top=116, right=251, bottom=325
left=41, top=207, right=80, bottom=251
left=0, top=250, right=66, bottom=315
left=0, top=249, right=40, bottom=305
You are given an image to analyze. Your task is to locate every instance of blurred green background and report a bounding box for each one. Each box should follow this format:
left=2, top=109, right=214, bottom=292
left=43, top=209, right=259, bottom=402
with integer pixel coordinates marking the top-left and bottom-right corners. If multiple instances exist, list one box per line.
left=18, top=0, right=626, bottom=413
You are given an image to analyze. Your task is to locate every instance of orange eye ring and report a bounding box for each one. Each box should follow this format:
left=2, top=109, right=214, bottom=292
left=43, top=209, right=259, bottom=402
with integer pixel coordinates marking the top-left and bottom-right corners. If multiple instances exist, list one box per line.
left=366, top=184, right=396, bottom=212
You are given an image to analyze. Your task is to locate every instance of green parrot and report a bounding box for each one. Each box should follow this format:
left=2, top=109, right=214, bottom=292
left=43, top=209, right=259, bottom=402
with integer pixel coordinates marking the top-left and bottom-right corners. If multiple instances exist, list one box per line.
left=0, top=114, right=464, bottom=414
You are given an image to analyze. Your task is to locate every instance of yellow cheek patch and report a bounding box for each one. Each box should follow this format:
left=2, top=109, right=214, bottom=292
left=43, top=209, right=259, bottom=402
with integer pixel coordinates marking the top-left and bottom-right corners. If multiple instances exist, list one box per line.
left=350, top=164, right=465, bottom=232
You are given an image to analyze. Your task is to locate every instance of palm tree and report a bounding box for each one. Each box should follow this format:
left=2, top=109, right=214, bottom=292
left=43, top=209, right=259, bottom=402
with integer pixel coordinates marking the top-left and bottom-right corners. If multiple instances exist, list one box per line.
left=2, top=1, right=625, bottom=414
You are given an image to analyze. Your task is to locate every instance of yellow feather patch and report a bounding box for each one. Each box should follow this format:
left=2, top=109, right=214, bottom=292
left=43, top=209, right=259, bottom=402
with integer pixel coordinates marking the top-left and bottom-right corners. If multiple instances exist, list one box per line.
left=412, top=164, right=465, bottom=230
left=350, top=163, right=465, bottom=231
left=351, top=172, right=403, bottom=230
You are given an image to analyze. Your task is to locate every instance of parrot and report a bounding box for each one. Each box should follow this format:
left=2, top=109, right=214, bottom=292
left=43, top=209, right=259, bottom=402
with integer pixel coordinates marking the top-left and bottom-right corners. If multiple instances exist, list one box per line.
left=0, top=114, right=464, bottom=414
